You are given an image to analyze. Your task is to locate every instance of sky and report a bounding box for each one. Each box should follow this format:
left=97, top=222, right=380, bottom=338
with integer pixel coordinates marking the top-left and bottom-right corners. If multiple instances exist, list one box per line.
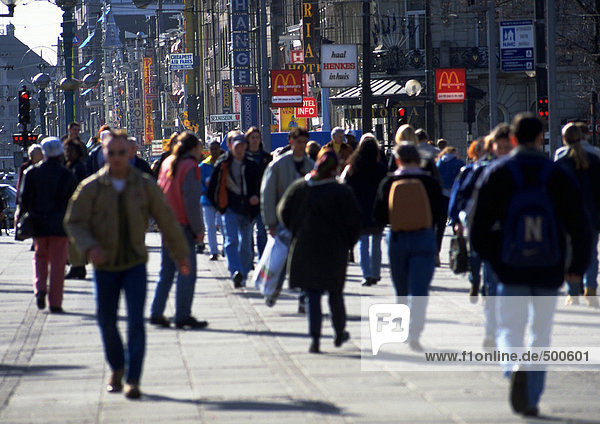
left=0, top=0, right=63, bottom=65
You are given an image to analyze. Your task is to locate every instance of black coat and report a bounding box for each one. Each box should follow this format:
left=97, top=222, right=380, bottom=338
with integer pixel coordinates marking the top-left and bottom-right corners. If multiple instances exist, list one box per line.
left=277, top=178, right=361, bottom=293
left=469, top=147, right=592, bottom=288
left=344, top=162, right=387, bottom=233
left=18, top=158, right=77, bottom=237
left=207, top=151, right=261, bottom=217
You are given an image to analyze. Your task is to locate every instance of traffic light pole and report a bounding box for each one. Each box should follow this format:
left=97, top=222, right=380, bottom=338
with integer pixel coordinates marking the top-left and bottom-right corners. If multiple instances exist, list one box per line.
left=546, top=0, right=559, bottom=152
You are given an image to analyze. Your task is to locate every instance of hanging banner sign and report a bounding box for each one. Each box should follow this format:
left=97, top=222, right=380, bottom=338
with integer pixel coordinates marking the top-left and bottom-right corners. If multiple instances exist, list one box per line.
left=435, top=68, right=466, bottom=103
left=143, top=57, right=155, bottom=144
left=320, top=44, right=358, bottom=88
left=271, top=70, right=303, bottom=107
left=302, top=0, right=320, bottom=79
left=295, top=97, right=317, bottom=118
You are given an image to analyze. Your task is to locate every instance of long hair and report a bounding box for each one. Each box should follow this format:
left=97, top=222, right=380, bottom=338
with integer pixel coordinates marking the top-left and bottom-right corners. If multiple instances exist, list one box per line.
left=97, top=124, right=111, bottom=140
left=563, top=123, right=587, bottom=171
left=168, top=131, right=201, bottom=179
left=346, top=134, right=380, bottom=176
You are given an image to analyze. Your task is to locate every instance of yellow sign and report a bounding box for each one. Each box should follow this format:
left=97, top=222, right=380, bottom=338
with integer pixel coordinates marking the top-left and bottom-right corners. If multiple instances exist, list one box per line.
left=143, top=57, right=154, bottom=144
left=279, top=107, right=307, bottom=132
left=162, top=138, right=170, bottom=152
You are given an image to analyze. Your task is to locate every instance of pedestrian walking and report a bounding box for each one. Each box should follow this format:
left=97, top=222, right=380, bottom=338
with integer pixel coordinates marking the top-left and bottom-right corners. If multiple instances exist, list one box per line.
left=207, top=131, right=261, bottom=288
left=200, top=140, right=223, bottom=261
left=469, top=113, right=592, bottom=416
left=555, top=122, right=600, bottom=307
left=65, top=130, right=191, bottom=399
left=17, top=137, right=77, bottom=312
left=150, top=131, right=207, bottom=329
left=260, top=127, right=314, bottom=308
left=63, top=139, right=89, bottom=280
left=341, top=134, right=386, bottom=287
left=128, top=137, right=154, bottom=177
left=86, top=125, right=111, bottom=176
left=320, top=127, right=353, bottom=163
left=305, top=140, right=320, bottom=162
left=16, top=143, right=43, bottom=194
left=374, top=142, right=444, bottom=351
left=245, top=126, right=272, bottom=260
left=277, top=150, right=361, bottom=353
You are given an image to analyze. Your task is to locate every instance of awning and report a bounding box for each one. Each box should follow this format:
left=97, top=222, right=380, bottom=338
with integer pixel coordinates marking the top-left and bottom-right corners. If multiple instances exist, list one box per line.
left=330, top=79, right=487, bottom=106
left=330, top=79, right=412, bottom=106
left=78, top=32, right=95, bottom=49
left=81, top=88, right=92, bottom=95
left=80, top=59, right=94, bottom=72
left=97, top=6, right=111, bottom=23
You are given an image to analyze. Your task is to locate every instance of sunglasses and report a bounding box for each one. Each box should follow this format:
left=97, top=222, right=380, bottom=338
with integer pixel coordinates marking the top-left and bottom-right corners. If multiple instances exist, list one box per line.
left=107, top=149, right=128, bottom=157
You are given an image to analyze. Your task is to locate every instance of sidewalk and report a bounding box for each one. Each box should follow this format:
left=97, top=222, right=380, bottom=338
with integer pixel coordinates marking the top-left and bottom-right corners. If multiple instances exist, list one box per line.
left=0, top=232, right=599, bottom=423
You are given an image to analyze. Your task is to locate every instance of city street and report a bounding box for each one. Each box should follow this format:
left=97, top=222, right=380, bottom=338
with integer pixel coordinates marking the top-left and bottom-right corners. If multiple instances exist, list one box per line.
left=1, top=231, right=599, bottom=423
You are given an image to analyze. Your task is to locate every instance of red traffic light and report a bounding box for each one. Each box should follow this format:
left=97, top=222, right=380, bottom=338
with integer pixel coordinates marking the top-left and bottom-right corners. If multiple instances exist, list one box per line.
left=20, top=92, right=29, bottom=100
left=398, top=108, right=406, bottom=118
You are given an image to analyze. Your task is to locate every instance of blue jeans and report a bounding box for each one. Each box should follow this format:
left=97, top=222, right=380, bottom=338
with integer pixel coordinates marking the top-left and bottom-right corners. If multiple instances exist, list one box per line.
left=254, top=213, right=268, bottom=261
left=150, top=226, right=197, bottom=322
left=305, top=289, right=345, bottom=339
left=469, top=250, right=482, bottom=289
left=94, top=264, right=147, bottom=383
left=496, top=283, right=558, bottom=409
left=482, top=260, right=498, bottom=339
left=202, top=204, right=220, bottom=255
left=584, top=231, right=598, bottom=290
left=358, top=232, right=382, bottom=280
left=387, top=228, right=436, bottom=340
left=222, top=209, right=253, bottom=282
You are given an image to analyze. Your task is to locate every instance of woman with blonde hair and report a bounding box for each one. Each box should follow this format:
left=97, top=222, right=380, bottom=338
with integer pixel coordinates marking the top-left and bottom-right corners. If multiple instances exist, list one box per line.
left=395, top=124, right=418, bottom=143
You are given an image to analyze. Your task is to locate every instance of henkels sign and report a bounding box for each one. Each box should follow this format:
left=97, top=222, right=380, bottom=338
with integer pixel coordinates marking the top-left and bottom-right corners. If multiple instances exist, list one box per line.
left=321, top=44, right=358, bottom=88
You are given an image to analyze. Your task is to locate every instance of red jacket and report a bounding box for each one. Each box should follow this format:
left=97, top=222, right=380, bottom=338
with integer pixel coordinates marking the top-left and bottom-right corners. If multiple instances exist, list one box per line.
left=158, top=155, right=200, bottom=226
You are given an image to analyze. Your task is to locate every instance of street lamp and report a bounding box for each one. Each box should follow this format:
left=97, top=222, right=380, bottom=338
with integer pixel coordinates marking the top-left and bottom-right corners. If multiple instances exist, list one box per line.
left=56, top=0, right=77, bottom=132
left=32, top=72, right=50, bottom=136
left=0, top=0, right=20, bottom=17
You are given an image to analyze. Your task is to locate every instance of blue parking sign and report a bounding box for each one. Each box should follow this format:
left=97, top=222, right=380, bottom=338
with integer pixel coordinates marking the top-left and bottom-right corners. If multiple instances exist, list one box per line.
left=500, top=20, right=534, bottom=72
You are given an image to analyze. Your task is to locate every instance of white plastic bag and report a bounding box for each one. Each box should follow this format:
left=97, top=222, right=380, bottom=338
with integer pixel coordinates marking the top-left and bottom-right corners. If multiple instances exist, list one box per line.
left=252, top=235, right=288, bottom=296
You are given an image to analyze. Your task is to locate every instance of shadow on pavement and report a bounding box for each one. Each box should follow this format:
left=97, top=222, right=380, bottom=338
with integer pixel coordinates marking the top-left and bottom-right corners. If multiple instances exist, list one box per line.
left=528, top=415, right=600, bottom=424
left=142, top=393, right=344, bottom=415
left=201, top=327, right=307, bottom=339
left=0, top=364, right=86, bottom=376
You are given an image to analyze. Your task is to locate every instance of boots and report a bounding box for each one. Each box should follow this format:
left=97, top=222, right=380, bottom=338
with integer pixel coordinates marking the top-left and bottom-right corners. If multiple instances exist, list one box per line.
left=65, top=266, right=86, bottom=280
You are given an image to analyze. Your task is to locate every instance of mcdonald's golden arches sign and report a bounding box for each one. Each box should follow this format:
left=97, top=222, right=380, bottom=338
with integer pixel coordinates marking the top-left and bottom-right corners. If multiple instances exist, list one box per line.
left=435, top=68, right=466, bottom=104
left=271, top=70, right=303, bottom=107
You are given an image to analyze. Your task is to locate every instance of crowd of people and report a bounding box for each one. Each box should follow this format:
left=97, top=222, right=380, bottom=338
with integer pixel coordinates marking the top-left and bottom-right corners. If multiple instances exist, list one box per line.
left=10, top=114, right=599, bottom=417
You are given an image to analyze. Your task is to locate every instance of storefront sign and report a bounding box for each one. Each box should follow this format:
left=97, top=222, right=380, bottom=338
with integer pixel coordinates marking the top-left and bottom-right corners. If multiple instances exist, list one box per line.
left=435, top=68, right=466, bottom=103
left=321, top=44, right=358, bottom=88
left=271, top=70, right=303, bottom=107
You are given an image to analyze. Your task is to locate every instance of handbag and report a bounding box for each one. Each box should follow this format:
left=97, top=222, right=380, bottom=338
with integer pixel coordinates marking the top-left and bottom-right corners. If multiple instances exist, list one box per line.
left=449, top=234, right=469, bottom=274
left=15, top=212, right=35, bottom=241
left=252, top=233, right=289, bottom=297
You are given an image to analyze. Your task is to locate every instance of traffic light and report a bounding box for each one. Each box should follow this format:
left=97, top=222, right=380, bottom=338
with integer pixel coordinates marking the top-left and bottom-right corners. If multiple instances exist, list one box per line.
left=537, top=96, right=549, bottom=118
left=18, top=88, right=31, bottom=126
left=12, top=132, right=38, bottom=148
left=187, top=95, right=198, bottom=123
left=398, top=107, right=407, bottom=125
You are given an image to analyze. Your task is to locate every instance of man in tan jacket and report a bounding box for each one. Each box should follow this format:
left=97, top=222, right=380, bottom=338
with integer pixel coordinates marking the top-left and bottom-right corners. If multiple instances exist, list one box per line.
left=64, top=130, right=190, bottom=400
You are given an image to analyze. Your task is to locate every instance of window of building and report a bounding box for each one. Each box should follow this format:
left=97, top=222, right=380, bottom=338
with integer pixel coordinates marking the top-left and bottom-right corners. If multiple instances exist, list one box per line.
left=406, top=10, right=425, bottom=50
left=476, top=105, right=507, bottom=138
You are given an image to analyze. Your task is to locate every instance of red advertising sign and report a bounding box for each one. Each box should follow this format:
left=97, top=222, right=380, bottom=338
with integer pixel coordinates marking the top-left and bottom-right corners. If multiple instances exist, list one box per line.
left=435, top=68, right=466, bottom=103
left=295, top=97, right=317, bottom=118
left=291, top=49, right=304, bottom=64
left=271, top=70, right=303, bottom=107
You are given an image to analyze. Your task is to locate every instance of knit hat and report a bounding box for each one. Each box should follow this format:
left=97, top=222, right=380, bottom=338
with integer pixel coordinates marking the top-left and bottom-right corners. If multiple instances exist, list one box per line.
left=41, top=137, right=63, bottom=158
left=309, top=149, right=339, bottom=181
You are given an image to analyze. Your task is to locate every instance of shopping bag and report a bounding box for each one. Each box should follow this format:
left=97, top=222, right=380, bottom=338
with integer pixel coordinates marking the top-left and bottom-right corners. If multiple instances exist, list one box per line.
left=449, top=234, right=469, bottom=274
left=253, top=235, right=289, bottom=296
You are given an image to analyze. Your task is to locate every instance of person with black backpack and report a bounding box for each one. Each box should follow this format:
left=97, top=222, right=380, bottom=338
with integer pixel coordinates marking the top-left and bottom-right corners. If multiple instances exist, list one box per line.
left=469, top=113, right=592, bottom=417
left=373, top=142, right=444, bottom=351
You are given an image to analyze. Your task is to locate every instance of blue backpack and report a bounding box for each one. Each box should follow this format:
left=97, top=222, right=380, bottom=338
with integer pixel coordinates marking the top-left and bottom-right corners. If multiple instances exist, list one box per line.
left=501, top=160, right=561, bottom=268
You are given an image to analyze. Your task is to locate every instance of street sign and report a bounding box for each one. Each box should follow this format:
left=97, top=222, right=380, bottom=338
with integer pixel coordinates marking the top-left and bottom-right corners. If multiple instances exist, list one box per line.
left=151, top=139, right=163, bottom=156
left=295, top=97, right=317, bottom=118
left=170, top=53, right=194, bottom=70
left=500, top=20, right=534, bottom=72
left=209, top=113, right=241, bottom=123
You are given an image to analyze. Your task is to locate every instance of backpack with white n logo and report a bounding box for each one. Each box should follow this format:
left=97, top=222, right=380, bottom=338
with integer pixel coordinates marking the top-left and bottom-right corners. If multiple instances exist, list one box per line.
left=501, top=160, right=561, bottom=268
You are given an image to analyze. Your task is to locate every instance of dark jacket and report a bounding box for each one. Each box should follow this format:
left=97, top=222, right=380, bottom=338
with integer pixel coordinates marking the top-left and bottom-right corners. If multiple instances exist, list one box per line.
left=133, top=156, right=154, bottom=177
left=207, top=151, right=261, bottom=217
left=373, top=170, right=445, bottom=234
left=469, top=147, right=592, bottom=288
left=343, top=162, right=387, bottom=233
left=436, top=154, right=465, bottom=194
left=18, top=158, right=77, bottom=237
left=447, top=154, right=495, bottom=223
left=277, top=178, right=361, bottom=293
left=86, top=143, right=104, bottom=176
left=555, top=148, right=600, bottom=231
left=246, top=148, right=273, bottom=178
left=67, top=158, right=88, bottom=184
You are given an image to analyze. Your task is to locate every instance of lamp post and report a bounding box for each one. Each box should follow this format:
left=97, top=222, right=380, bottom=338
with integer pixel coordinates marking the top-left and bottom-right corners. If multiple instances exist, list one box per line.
left=32, top=73, right=51, bottom=136
left=57, top=0, right=78, bottom=132
left=0, top=0, right=20, bottom=17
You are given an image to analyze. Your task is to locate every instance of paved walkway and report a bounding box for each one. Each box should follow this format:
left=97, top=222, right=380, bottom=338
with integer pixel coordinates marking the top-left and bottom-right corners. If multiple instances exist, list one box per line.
left=0, top=231, right=599, bottom=423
